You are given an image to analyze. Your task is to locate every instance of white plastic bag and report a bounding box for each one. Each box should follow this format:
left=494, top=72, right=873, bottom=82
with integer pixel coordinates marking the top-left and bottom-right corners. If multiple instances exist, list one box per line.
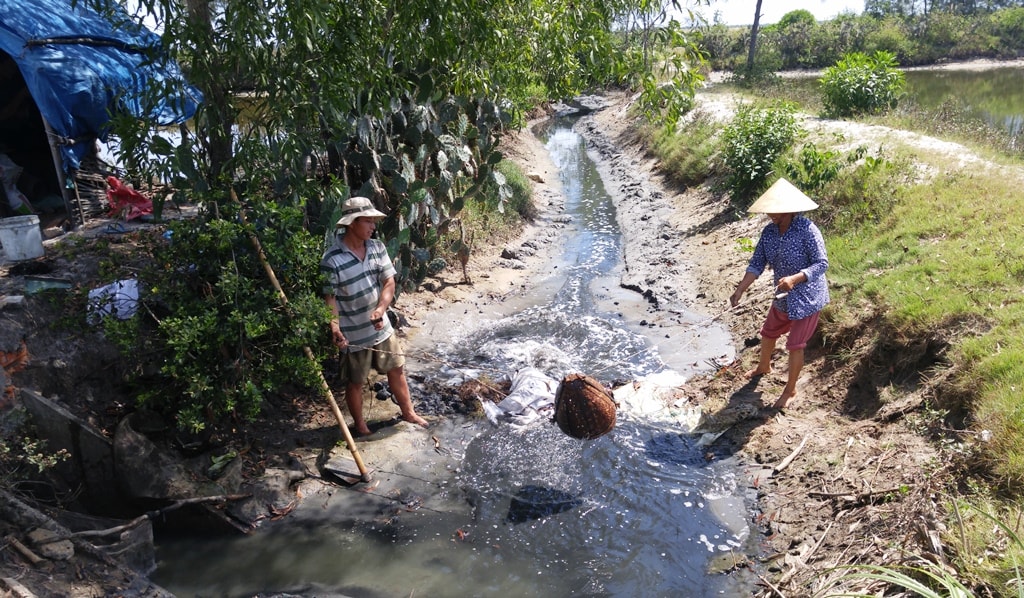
left=481, top=367, right=558, bottom=430
left=87, top=279, right=139, bottom=324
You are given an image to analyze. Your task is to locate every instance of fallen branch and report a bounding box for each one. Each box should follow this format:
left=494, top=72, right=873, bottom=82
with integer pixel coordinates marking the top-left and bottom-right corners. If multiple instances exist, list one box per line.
left=1, top=577, right=37, bottom=598
left=807, top=486, right=909, bottom=508
left=4, top=534, right=42, bottom=565
left=72, top=494, right=249, bottom=539
left=756, top=570, right=787, bottom=598
left=773, top=435, right=809, bottom=475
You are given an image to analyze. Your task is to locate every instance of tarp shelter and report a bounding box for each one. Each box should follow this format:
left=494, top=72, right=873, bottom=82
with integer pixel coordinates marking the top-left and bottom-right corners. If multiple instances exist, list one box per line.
left=0, top=0, right=201, bottom=225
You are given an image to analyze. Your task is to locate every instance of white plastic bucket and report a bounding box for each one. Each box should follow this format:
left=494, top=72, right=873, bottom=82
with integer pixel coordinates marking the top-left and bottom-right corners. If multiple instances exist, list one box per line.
left=0, top=215, right=44, bottom=261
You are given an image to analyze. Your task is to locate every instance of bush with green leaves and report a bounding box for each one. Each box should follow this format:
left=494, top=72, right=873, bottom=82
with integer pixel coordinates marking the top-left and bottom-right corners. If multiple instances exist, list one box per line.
left=784, top=142, right=846, bottom=192
left=0, top=407, right=69, bottom=485
left=782, top=138, right=878, bottom=195
left=721, top=102, right=801, bottom=202
left=987, top=8, right=1024, bottom=57
left=820, top=50, right=906, bottom=117
left=109, top=200, right=329, bottom=434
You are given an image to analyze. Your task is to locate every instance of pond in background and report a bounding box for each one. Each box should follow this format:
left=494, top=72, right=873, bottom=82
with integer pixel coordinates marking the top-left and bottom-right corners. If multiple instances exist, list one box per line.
left=782, top=65, right=1024, bottom=137
left=904, top=66, right=1024, bottom=136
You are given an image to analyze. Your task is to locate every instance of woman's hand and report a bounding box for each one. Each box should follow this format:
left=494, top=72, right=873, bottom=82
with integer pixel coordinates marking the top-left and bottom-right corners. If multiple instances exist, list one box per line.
left=729, top=289, right=743, bottom=308
left=777, top=273, right=805, bottom=293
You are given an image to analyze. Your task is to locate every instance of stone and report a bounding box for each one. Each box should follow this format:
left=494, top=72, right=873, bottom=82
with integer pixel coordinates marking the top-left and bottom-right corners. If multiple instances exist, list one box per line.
left=26, top=528, right=74, bottom=561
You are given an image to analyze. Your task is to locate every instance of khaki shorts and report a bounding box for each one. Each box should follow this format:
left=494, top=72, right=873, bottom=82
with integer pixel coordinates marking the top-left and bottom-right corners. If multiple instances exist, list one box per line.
left=339, top=333, right=406, bottom=384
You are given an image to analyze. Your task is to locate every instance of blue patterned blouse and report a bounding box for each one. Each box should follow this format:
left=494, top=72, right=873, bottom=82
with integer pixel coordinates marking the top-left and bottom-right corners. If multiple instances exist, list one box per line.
left=746, top=215, right=830, bottom=320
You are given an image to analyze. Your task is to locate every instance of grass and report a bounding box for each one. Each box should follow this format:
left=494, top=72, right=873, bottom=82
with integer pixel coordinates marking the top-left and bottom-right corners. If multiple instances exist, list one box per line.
left=639, top=107, right=723, bottom=186
left=649, top=77, right=1024, bottom=594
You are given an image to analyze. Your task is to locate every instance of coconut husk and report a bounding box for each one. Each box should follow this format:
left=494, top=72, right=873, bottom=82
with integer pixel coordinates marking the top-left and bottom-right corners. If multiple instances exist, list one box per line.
left=553, top=373, right=616, bottom=440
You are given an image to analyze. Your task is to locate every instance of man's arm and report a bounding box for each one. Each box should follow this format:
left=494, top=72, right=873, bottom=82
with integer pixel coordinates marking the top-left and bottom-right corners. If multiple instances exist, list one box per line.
left=324, top=293, right=347, bottom=348
left=370, top=276, right=396, bottom=330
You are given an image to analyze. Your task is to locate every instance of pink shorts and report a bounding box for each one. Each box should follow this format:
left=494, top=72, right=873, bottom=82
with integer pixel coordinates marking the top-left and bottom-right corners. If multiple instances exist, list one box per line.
left=760, top=306, right=819, bottom=351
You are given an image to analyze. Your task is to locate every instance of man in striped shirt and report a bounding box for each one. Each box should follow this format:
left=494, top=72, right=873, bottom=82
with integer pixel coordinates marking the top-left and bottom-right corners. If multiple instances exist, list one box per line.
left=322, top=196, right=429, bottom=436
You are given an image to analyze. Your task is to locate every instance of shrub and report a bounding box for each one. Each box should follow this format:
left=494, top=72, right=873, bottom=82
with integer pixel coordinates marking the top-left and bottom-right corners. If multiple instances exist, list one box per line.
left=819, top=50, right=906, bottom=117
left=721, top=102, right=801, bottom=202
left=110, top=200, right=328, bottom=434
left=783, top=142, right=847, bottom=193
left=986, top=7, right=1024, bottom=57
left=778, top=9, right=816, bottom=29
left=863, top=17, right=916, bottom=63
left=0, top=408, right=69, bottom=485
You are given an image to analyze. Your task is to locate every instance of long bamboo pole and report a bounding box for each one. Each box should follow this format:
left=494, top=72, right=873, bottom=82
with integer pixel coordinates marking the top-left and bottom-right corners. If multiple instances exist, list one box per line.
left=231, top=189, right=370, bottom=482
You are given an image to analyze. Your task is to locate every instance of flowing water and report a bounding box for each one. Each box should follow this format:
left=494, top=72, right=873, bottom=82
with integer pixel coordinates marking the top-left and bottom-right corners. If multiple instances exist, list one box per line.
left=152, top=117, right=755, bottom=596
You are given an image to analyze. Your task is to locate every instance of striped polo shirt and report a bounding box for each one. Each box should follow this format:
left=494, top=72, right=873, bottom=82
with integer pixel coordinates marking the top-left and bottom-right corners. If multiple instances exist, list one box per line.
left=321, top=235, right=397, bottom=351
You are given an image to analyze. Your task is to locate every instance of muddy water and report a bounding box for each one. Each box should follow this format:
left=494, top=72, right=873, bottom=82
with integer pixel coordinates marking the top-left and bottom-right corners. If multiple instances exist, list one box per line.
left=151, top=118, right=756, bottom=596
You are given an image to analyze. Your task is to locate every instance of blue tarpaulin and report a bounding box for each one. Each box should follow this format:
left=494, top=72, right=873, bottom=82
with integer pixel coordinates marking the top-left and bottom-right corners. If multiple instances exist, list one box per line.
left=0, top=0, right=201, bottom=172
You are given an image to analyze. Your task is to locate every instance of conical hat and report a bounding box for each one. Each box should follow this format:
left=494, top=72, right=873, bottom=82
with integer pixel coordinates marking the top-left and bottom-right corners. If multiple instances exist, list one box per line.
left=747, top=178, right=819, bottom=213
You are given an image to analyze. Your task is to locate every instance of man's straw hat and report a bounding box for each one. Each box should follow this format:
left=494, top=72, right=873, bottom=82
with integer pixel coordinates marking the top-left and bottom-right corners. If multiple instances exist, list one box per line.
left=336, top=196, right=387, bottom=227
left=747, top=178, right=819, bottom=213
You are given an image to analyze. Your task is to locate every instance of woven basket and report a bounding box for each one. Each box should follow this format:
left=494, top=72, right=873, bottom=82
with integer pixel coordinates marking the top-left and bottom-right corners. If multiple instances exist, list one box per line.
left=553, top=373, right=616, bottom=440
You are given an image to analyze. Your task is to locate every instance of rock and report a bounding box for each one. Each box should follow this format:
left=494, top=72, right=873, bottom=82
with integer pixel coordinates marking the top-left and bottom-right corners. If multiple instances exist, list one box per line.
left=226, top=465, right=305, bottom=528
left=26, top=528, right=74, bottom=560
left=0, top=295, right=23, bottom=309
left=553, top=373, right=616, bottom=440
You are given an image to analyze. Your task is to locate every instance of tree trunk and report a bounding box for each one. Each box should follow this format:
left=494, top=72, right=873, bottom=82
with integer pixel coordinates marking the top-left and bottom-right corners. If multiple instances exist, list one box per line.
left=185, top=0, right=233, bottom=193
left=745, top=0, right=764, bottom=78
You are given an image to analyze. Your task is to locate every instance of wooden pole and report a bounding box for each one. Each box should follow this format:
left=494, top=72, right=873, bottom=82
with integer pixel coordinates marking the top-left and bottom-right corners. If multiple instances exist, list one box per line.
left=231, top=189, right=370, bottom=482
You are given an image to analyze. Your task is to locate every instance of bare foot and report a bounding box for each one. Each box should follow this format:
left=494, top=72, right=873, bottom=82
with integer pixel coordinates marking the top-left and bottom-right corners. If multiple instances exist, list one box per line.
left=745, top=366, right=772, bottom=379
left=403, top=413, right=429, bottom=428
left=773, top=390, right=796, bottom=410
left=353, top=425, right=372, bottom=437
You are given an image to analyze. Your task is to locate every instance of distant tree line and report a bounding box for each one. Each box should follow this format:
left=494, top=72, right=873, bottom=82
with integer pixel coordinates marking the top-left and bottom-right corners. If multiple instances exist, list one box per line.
left=866, top=0, right=1024, bottom=17
left=701, top=4, right=1024, bottom=71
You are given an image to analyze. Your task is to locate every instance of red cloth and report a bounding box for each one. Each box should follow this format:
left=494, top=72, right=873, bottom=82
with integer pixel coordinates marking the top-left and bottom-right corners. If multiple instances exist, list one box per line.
left=106, top=176, right=152, bottom=221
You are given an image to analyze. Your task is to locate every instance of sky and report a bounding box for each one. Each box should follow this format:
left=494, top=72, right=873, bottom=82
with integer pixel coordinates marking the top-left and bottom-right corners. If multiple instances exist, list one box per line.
left=682, top=0, right=866, bottom=26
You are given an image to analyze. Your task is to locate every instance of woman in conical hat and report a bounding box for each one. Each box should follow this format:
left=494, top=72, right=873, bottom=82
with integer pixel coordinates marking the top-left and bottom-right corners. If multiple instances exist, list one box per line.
left=729, top=178, right=830, bottom=410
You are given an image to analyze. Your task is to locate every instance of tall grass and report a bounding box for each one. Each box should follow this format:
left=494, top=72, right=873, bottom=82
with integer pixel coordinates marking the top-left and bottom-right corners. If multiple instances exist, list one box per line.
left=639, top=108, right=723, bottom=186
